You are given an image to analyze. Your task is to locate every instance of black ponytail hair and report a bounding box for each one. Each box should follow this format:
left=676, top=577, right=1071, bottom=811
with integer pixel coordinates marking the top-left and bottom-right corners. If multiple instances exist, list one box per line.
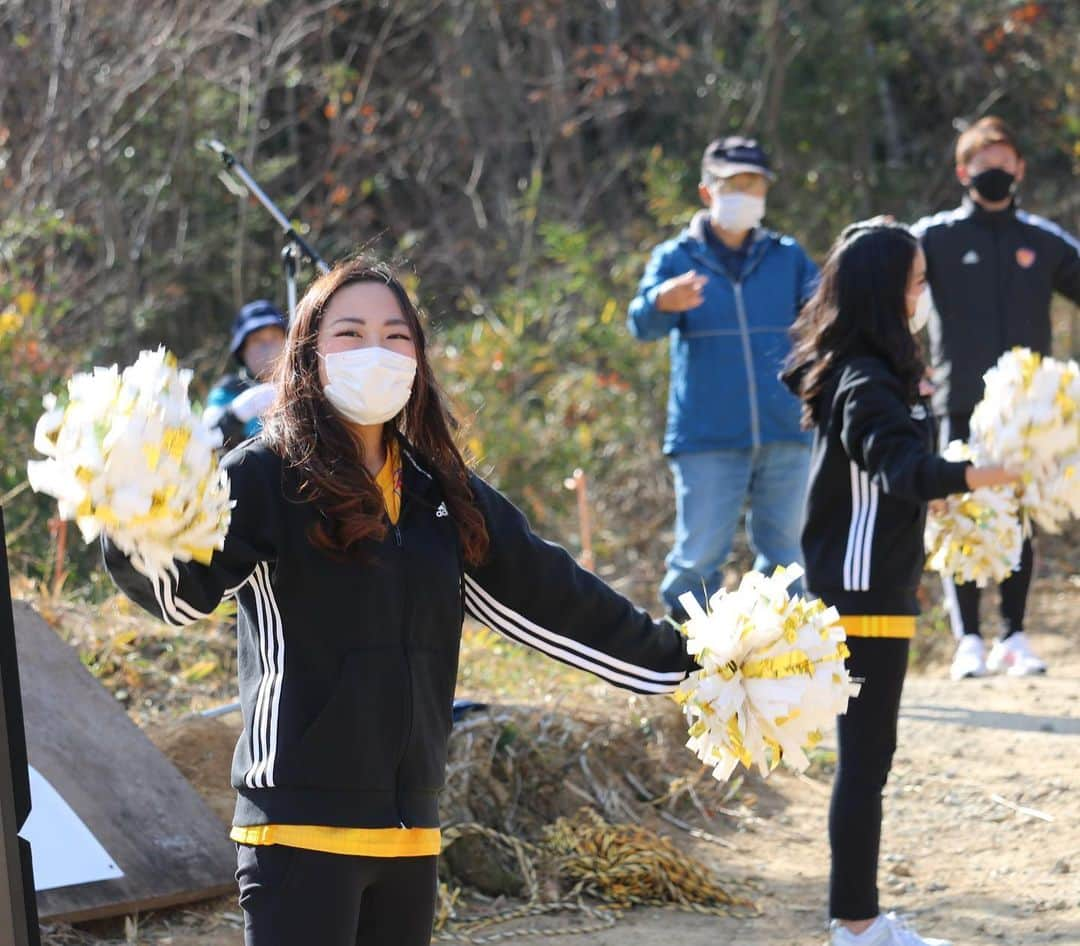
left=782, top=217, right=924, bottom=427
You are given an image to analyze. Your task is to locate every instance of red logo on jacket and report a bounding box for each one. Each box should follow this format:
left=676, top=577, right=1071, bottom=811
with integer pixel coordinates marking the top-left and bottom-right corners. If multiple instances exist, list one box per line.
left=1016, top=247, right=1037, bottom=269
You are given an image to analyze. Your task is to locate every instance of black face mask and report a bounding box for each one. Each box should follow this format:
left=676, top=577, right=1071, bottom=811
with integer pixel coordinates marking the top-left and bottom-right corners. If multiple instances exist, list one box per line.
left=970, top=168, right=1016, bottom=203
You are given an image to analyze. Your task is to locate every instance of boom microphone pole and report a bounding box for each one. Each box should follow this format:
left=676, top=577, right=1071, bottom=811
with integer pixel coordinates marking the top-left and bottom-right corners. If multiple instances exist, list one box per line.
left=199, top=138, right=331, bottom=322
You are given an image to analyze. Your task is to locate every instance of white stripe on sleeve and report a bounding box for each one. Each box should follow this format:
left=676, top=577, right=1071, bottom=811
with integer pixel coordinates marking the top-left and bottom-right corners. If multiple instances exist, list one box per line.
left=463, top=574, right=686, bottom=694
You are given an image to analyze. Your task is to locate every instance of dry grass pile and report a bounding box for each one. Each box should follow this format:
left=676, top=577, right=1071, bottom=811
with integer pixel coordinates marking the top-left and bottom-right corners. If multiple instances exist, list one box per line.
left=433, top=704, right=760, bottom=940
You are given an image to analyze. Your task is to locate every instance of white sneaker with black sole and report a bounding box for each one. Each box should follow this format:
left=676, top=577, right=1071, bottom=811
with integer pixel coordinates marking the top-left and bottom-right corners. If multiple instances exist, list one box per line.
left=828, top=912, right=951, bottom=945
left=987, top=632, right=1047, bottom=676
left=949, top=633, right=986, bottom=680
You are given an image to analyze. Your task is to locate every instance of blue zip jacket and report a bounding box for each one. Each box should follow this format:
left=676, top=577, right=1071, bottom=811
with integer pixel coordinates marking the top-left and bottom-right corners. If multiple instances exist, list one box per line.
left=628, top=211, right=818, bottom=455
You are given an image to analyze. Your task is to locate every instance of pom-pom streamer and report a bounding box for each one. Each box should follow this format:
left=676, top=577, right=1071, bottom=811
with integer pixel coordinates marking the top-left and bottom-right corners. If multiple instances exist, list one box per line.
left=673, top=565, right=860, bottom=783
left=28, top=347, right=233, bottom=581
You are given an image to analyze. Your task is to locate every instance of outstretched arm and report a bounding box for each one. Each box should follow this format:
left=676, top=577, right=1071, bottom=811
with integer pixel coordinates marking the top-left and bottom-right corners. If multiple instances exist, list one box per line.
left=102, top=447, right=278, bottom=626
left=464, top=475, right=696, bottom=694
left=838, top=367, right=970, bottom=502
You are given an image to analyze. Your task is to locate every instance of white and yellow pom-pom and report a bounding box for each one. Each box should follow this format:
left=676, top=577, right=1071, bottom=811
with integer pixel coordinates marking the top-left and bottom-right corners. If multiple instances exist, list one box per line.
left=969, top=347, right=1080, bottom=533
left=27, top=347, right=233, bottom=580
left=672, top=564, right=860, bottom=783
left=924, top=441, right=1022, bottom=588
left=1008, top=447, right=1080, bottom=535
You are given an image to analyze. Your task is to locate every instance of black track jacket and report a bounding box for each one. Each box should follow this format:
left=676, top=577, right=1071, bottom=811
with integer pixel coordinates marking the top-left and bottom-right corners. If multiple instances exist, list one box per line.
left=912, top=198, right=1080, bottom=417
left=104, top=438, right=695, bottom=830
left=799, top=355, right=971, bottom=616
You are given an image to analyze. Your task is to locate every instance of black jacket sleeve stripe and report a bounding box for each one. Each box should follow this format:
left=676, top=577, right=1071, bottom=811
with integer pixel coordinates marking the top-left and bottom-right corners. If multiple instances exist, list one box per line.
left=108, top=551, right=222, bottom=627
left=463, top=577, right=683, bottom=694
left=224, top=571, right=257, bottom=598
left=149, top=568, right=201, bottom=627
left=162, top=571, right=215, bottom=623
left=463, top=573, right=685, bottom=684
left=244, top=561, right=284, bottom=791
left=464, top=474, right=694, bottom=694
left=245, top=567, right=269, bottom=790
left=148, top=570, right=183, bottom=626
left=1016, top=209, right=1080, bottom=253
left=241, top=571, right=263, bottom=789
left=842, top=461, right=879, bottom=592
left=258, top=560, right=286, bottom=790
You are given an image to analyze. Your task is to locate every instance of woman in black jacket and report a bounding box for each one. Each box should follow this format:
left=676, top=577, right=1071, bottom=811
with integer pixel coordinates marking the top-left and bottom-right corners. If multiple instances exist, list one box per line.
left=104, top=258, right=696, bottom=946
left=783, top=220, right=1016, bottom=946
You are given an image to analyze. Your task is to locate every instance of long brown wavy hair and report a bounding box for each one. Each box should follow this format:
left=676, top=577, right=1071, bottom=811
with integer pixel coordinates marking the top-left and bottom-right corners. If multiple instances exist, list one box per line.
left=261, top=258, right=489, bottom=565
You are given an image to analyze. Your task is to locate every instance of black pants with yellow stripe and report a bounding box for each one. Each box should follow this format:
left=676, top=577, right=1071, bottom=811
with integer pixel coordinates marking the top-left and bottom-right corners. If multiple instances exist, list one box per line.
left=236, top=844, right=438, bottom=946
left=829, top=634, right=909, bottom=920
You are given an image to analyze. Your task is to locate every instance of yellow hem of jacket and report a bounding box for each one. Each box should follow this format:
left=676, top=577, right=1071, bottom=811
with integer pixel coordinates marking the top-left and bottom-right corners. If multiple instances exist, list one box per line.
left=840, top=615, right=916, bottom=639
left=230, top=824, right=442, bottom=857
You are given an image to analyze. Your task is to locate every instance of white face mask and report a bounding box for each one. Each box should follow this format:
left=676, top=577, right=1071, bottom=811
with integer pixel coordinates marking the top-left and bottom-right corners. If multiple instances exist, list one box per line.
left=322, top=347, right=417, bottom=426
left=909, top=287, right=934, bottom=335
left=709, top=193, right=766, bottom=232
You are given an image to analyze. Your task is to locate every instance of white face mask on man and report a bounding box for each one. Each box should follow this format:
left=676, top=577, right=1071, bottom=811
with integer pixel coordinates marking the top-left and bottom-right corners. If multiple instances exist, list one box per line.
left=321, top=347, right=417, bottom=425
left=909, top=287, right=934, bottom=335
left=709, top=193, right=766, bottom=232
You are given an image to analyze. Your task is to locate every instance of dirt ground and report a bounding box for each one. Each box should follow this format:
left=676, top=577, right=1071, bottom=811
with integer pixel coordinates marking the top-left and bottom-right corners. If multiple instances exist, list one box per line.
left=510, top=577, right=1080, bottom=946
left=435, top=579, right=1080, bottom=946
left=41, top=575, right=1079, bottom=946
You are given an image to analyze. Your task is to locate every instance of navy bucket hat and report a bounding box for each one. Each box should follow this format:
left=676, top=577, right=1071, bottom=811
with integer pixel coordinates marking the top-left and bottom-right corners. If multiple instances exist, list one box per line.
left=229, top=300, right=287, bottom=366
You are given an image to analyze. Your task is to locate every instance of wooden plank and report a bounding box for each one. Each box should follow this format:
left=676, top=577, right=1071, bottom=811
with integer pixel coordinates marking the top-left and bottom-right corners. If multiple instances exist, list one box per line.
left=0, top=669, right=38, bottom=946
left=13, top=601, right=236, bottom=923
left=0, top=508, right=39, bottom=945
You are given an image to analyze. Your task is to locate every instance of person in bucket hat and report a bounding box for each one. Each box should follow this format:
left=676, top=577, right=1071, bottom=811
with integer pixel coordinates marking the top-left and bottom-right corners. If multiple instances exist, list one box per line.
left=204, top=300, right=288, bottom=451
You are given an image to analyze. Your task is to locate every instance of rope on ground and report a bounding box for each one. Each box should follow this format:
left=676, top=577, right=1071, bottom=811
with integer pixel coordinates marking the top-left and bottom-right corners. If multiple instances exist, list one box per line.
left=434, top=822, right=616, bottom=943
left=433, top=810, right=757, bottom=942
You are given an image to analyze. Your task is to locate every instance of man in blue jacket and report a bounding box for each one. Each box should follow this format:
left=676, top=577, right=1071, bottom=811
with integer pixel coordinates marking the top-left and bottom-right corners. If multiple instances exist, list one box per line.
left=628, top=137, right=818, bottom=619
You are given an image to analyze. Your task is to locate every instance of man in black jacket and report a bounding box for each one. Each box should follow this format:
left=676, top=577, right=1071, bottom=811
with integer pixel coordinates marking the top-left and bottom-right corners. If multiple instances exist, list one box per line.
left=912, top=116, right=1080, bottom=680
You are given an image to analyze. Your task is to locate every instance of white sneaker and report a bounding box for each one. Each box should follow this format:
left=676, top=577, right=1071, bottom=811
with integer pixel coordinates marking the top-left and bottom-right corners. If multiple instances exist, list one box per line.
left=987, top=632, right=1047, bottom=676
left=828, top=912, right=951, bottom=946
left=949, top=634, right=986, bottom=680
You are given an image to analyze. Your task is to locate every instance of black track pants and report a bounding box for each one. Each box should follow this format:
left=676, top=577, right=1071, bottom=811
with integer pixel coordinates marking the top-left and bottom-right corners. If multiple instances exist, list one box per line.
left=829, top=636, right=908, bottom=920
left=236, top=844, right=438, bottom=946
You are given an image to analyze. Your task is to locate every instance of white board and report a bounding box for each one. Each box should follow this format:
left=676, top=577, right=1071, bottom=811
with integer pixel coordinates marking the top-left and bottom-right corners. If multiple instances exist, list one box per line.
left=23, top=765, right=124, bottom=892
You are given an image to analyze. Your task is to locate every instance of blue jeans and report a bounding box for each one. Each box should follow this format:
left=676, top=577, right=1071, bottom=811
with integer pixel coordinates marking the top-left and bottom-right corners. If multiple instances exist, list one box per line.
left=660, top=443, right=811, bottom=617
